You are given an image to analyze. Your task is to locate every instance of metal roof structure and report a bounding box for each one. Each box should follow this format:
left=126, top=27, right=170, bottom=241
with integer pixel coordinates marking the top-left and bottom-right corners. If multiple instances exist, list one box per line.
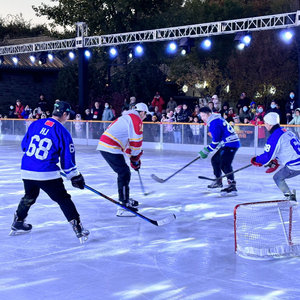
left=0, top=11, right=299, bottom=55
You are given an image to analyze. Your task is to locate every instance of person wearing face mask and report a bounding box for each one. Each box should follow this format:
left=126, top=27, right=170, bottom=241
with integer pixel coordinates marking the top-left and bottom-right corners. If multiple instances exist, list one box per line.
left=285, top=91, right=297, bottom=124
left=238, top=105, right=253, bottom=123
left=267, top=100, right=282, bottom=123
left=8, top=105, right=15, bottom=118
left=252, top=105, right=266, bottom=123
left=101, top=102, right=114, bottom=131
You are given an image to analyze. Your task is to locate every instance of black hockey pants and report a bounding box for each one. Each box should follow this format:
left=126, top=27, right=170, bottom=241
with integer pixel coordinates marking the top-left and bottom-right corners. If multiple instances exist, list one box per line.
left=17, top=178, right=80, bottom=222
left=211, top=147, right=238, bottom=181
left=100, top=151, right=131, bottom=203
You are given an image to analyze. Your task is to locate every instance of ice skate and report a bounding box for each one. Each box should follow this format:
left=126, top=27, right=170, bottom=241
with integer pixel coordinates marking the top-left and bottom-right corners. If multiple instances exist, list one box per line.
left=220, top=180, right=238, bottom=197
left=9, top=213, right=32, bottom=236
left=207, top=180, right=223, bottom=190
left=116, top=201, right=138, bottom=217
left=69, top=219, right=90, bottom=244
left=283, top=189, right=297, bottom=202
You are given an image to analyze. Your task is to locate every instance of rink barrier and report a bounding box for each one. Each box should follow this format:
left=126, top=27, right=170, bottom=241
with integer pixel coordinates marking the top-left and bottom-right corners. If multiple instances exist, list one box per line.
left=1, top=119, right=300, bottom=155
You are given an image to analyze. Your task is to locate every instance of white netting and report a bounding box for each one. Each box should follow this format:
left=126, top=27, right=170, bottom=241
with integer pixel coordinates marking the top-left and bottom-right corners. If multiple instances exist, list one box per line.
left=234, top=200, right=300, bottom=260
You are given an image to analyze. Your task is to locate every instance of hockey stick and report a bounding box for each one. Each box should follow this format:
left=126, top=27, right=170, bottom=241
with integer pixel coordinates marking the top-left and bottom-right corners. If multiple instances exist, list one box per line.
left=151, top=156, right=200, bottom=183
left=137, top=170, right=154, bottom=196
left=60, top=173, right=176, bottom=226
left=198, top=164, right=252, bottom=181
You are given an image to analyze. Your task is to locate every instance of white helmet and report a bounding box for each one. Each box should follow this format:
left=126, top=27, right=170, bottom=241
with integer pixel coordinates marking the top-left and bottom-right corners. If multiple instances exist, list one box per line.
left=134, top=103, right=151, bottom=115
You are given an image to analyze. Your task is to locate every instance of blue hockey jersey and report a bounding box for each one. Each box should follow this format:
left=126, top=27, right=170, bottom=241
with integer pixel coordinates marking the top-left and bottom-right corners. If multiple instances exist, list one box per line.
left=256, top=127, right=300, bottom=170
left=21, top=118, right=80, bottom=180
left=206, top=113, right=241, bottom=152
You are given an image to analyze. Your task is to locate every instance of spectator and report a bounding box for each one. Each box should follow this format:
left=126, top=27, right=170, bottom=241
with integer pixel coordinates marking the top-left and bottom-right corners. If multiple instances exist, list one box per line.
left=37, top=94, right=48, bottom=112
left=110, top=104, right=116, bottom=119
left=266, top=100, right=282, bottom=123
left=181, top=103, right=193, bottom=143
left=21, top=105, right=32, bottom=119
left=173, top=105, right=183, bottom=143
left=288, top=108, right=300, bottom=138
left=239, top=105, right=253, bottom=123
left=154, top=106, right=162, bottom=121
left=161, top=111, right=174, bottom=143
left=129, top=96, right=137, bottom=110
left=74, top=114, right=84, bottom=138
left=249, top=101, right=257, bottom=115
left=91, top=101, right=102, bottom=121
left=190, top=116, right=202, bottom=144
left=226, top=107, right=236, bottom=123
left=8, top=105, right=15, bottom=118
left=151, top=92, right=165, bottom=113
left=285, top=91, right=297, bottom=124
left=252, top=105, right=266, bottom=122
left=166, top=96, right=177, bottom=112
left=219, top=101, right=229, bottom=117
left=14, top=100, right=24, bottom=119
left=236, top=92, right=250, bottom=114
left=84, top=109, right=93, bottom=120
left=211, top=95, right=221, bottom=111
left=192, top=105, right=200, bottom=118
left=102, top=102, right=114, bottom=130
left=208, top=101, right=214, bottom=112
left=45, top=109, right=52, bottom=118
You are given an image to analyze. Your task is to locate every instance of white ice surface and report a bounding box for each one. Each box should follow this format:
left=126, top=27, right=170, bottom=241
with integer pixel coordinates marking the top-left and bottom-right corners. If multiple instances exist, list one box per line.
left=1, top=140, right=300, bottom=300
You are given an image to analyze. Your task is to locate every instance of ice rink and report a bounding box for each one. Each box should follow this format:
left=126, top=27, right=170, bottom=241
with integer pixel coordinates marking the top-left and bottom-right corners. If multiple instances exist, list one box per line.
left=1, top=140, right=300, bottom=300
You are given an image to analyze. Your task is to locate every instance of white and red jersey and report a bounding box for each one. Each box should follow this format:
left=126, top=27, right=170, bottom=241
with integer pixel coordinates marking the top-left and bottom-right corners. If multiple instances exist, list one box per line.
left=96, top=110, right=143, bottom=157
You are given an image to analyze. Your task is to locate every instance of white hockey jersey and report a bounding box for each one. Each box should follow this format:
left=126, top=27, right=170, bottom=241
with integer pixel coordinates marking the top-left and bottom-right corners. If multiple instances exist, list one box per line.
left=256, top=127, right=300, bottom=170
left=96, top=110, right=143, bottom=157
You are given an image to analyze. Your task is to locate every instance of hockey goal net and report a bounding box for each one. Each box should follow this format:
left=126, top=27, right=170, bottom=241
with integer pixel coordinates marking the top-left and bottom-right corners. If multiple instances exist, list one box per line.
left=234, top=200, right=300, bottom=260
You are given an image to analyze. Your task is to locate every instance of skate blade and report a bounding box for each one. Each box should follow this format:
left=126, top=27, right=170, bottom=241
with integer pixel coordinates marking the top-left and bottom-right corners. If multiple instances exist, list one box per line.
left=79, top=235, right=89, bottom=244
left=116, top=214, right=137, bottom=217
left=220, top=191, right=238, bottom=197
left=9, top=229, right=31, bottom=236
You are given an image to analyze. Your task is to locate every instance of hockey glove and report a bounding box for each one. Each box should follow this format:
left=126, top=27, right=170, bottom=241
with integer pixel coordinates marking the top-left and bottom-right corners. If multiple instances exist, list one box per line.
left=199, top=147, right=210, bottom=159
left=130, top=150, right=143, bottom=162
left=71, top=173, right=85, bottom=189
left=130, top=151, right=143, bottom=171
left=251, top=157, right=263, bottom=167
left=265, top=159, right=280, bottom=173
left=130, top=160, right=141, bottom=171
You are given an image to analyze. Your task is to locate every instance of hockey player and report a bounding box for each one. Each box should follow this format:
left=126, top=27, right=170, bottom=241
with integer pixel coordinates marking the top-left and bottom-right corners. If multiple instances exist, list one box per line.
left=199, top=106, right=241, bottom=196
left=97, top=103, right=150, bottom=216
left=10, top=101, right=89, bottom=243
left=251, top=112, right=299, bottom=201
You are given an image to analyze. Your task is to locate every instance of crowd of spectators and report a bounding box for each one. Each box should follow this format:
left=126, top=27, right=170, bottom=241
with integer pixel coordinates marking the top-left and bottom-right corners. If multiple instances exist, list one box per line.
left=1, top=90, right=300, bottom=143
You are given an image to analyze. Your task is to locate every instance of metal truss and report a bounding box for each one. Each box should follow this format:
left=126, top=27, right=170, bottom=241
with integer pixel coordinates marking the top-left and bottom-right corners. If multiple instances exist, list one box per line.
left=0, top=11, right=299, bottom=55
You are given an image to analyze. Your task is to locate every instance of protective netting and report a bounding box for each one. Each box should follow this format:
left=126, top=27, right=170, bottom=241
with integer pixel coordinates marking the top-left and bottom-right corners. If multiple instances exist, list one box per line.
left=234, top=200, right=300, bottom=260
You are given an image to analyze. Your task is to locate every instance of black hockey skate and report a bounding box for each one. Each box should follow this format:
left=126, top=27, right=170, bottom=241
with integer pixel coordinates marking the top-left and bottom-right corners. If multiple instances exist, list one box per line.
left=117, top=199, right=138, bottom=217
left=284, top=189, right=297, bottom=201
left=220, top=180, right=238, bottom=197
left=69, top=219, right=90, bottom=244
left=9, top=213, right=32, bottom=236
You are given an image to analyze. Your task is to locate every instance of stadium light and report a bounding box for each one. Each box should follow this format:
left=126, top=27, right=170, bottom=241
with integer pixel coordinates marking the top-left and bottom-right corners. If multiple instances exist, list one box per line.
left=280, top=29, right=294, bottom=43
left=109, top=47, right=118, bottom=58
left=69, top=51, right=75, bottom=60
left=166, top=41, right=177, bottom=54
left=84, top=49, right=91, bottom=58
left=12, top=56, right=19, bottom=65
left=29, top=54, right=36, bottom=63
left=201, top=38, right=212, bottom=50
left=179, top=37, right=195, bottom=56
left=48, top=53, right=54, bottom=62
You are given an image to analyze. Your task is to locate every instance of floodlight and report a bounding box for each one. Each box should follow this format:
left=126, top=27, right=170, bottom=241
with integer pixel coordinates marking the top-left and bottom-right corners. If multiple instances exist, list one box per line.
left=109, top=47, right=118, bottom=58
left=48, top=53, right=54, bottom=61
left=201, top=38, right=212, bottom=50
left=179, top=37, right=195, bottom=55
left=12, top=56, right=19, bottom=65
left=84, top=50, right=91, bottom=58
left=29, top=54, right=36, bottom=63
left=69, top=51, right=75, bottom=60
left=166, top=41, right=177, bottom=54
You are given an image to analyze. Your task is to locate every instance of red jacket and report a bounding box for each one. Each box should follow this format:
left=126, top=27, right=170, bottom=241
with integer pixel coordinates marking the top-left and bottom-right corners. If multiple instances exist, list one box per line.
left=151, top=97, right=165, bottom=113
